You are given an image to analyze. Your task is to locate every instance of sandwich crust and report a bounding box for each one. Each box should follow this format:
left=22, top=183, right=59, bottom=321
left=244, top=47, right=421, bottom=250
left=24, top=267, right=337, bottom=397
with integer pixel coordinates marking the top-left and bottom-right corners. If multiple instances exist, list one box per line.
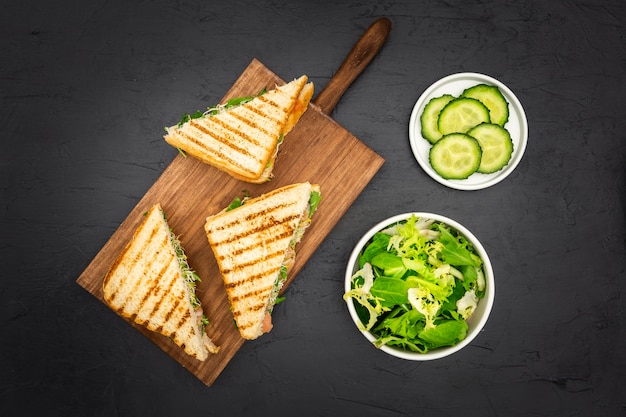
left=103, top=203, right=219, bottom=360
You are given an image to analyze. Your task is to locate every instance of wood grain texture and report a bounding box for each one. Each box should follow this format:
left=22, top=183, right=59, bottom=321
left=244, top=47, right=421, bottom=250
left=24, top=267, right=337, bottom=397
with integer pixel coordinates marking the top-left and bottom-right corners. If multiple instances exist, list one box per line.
left=76, top=58, right=384, bottom=387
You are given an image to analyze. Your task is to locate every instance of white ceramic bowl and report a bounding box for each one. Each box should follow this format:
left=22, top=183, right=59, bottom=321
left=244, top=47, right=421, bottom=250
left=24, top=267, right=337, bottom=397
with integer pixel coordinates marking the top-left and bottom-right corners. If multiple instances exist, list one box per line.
left=344, top=212, right=495, bottom=360
left=408, top=72, right=528, bottom=190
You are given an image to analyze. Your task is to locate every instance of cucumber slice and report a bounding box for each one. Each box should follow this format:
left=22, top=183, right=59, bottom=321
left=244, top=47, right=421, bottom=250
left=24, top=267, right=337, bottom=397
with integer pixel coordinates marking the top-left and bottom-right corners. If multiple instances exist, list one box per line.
left=429, top=133, right=482, bottom=179
left=420, top=94, right=455, bottom=143
left=467, top=123, right=514, bottom=174
left=461, top=84, right=509, bottom=126
left=438, top=97, right=491, bottom=135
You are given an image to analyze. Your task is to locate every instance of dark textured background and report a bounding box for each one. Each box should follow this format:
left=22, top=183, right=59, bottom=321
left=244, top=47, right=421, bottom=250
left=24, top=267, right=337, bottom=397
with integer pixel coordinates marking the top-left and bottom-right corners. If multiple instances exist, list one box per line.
left=2, top=0, right=624, bottom=415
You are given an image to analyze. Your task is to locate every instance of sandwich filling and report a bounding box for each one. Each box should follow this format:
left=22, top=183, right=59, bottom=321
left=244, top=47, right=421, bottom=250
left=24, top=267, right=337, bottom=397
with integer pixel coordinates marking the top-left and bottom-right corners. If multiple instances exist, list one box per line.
left=168, top=227, right=209, bottom=335
left=265, top=188, right=321, bottom=320
left=176, top=89, right=266, bottom=128
left=163, top=211, right=218, bottom=354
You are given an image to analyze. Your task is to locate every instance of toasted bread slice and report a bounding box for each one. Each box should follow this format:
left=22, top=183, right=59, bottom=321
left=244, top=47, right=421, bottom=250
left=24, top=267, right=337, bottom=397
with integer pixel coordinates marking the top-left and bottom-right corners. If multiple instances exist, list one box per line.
left=164, top=76, right=313, bottom=183
left=103, top=203, right=219, bottom=360
left=204, top=182, right=321, bottom=340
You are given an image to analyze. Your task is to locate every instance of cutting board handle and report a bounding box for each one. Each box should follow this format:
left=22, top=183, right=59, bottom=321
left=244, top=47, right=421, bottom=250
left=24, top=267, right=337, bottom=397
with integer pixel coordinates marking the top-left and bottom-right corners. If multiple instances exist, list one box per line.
left=313, top=17, right=391, bottom=115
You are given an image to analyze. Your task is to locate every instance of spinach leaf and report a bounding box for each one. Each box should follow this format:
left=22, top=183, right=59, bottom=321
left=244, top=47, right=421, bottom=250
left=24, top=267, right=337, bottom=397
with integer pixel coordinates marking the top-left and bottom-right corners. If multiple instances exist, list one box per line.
left=225, top=190, right=249, bottom=212
left=359, top=232, right=391, bottom=268
left=376, top=308, right=424, bottom=340
left=370, top=276, right=410, bottom=307
left=176, top=88, right=267, bottom=127
left=308, top=191, right=321, bottom=217
left=177, top=110, right=204, bottom=127
left=418, top=319, right=468, bottom=349
left=370, top=252, right=406, bottom=278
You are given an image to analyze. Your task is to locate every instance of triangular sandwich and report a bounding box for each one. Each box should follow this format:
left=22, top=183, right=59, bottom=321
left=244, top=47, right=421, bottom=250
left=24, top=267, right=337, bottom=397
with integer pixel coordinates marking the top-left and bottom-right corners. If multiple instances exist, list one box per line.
left=164, top=76, right=313, bottom=183
left=103, top=203, right=219, bottom=361
left=204, top=182, right=321, bottom=340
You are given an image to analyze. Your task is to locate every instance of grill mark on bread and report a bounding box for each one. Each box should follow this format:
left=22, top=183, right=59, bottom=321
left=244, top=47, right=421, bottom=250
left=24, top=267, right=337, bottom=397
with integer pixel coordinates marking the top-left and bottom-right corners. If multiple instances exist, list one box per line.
left=215, top=213, right=299, bottom=246
left=232, top=300, right=267, bottom=326
left=105, top=223, right=162, bottom=305
left=175, top=128, right=260, bottom=177
left=210, top=200, right=298, bottom=235
left=147, top=260, right=180, bottom=325
left=189, top=118, right=254, bottom=149
left=241, top=101, right=283, bottom=128
left=218, top=230, right=294, bottom=272
left=208, top=117, right=263, bottom=148
left=125, top=232, right=169, bottom=309
left=216, top=110, right=276, bottom=145
left=243, top=207, right=298, bottom=224
left=232, top=302, right=265, bottom=318
left=137, top=266, right=167, bottom=326
left=224, top=263, right=282, bottom=291
left=238, top=322, right=259, bottom=332
left=137, top=259, right=171, bottom=321
left=162, top=291, right=183, bottom=325
left=175, top=310, right=194, bottom=338
left=227, top=272, right=280, bottom=302
left=257, top=94, right=292, bottom=115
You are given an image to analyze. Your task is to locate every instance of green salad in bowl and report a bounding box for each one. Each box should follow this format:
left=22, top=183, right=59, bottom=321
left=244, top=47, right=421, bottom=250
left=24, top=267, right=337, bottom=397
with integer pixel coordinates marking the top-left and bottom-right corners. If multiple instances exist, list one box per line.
left=343, top=213, right=494, bottom=360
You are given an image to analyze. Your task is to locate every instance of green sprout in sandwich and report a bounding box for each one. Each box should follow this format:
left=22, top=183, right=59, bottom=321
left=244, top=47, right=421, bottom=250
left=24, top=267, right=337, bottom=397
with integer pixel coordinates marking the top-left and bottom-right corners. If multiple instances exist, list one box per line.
left=200, top=315, right=210, bottom=335
left=169, top=230, right=202, bottom=308
left=162, top=207, right=204, bottom=320
left=261, top=133, right=285, bottom=183
left=268, top=189, right=322, bottom=311
left=274, top=264, right=288, bottom=307
left=177, top=109, right=205, bottom=127
left=176, top=88, right=267, bottom=128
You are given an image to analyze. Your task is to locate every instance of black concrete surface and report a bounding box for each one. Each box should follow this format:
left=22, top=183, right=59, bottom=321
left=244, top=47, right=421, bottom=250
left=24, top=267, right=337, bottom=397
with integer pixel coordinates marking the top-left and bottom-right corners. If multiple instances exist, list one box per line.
left=2, top=1, right=624, bottom=416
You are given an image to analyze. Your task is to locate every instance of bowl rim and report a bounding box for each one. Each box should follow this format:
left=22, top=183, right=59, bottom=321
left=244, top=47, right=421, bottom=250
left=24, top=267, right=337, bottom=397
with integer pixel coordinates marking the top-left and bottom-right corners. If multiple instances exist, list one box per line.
left=344, top=212, right=495, bottom=360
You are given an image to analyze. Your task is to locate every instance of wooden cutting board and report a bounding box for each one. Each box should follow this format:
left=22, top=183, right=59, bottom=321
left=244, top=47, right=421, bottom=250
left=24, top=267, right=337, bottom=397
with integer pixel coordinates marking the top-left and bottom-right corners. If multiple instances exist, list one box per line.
left=76, top=58, right=385, bottom=386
